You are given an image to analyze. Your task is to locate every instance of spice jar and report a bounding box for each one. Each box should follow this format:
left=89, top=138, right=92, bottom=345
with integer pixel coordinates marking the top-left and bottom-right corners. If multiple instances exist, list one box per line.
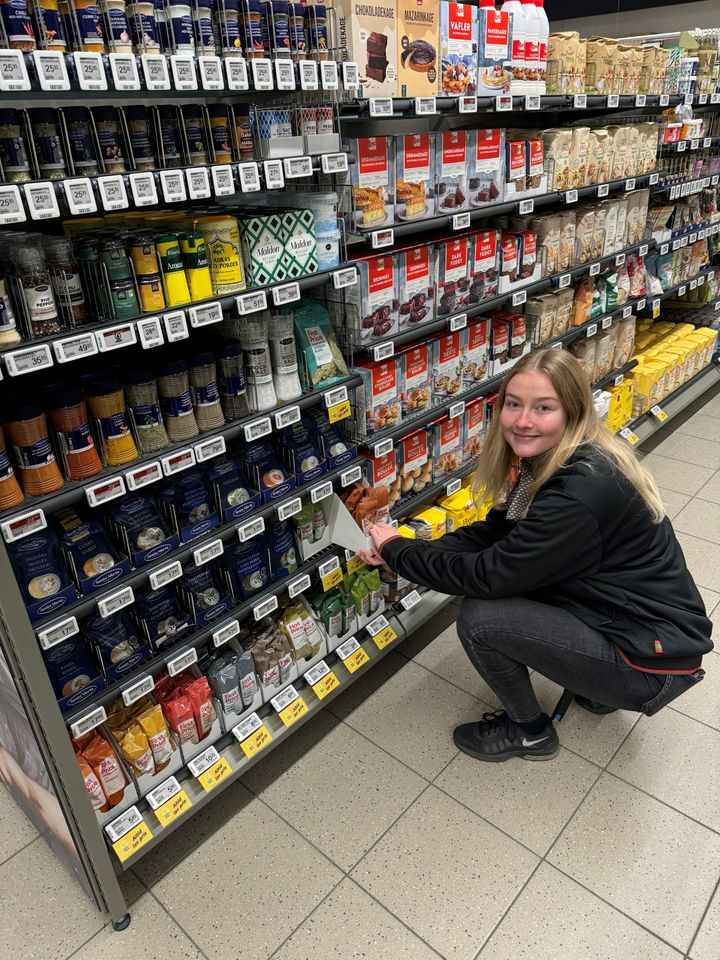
left=192, top=1, right=213, bottom=52
left=30, top=109, right=68, bottom=180
left=168, top=0, right=194, bottom=51
left=128, top=232, right=159, bottom=276
left=47, top=389, right=103, bottom=481
left=153, top=0, right=169, bottom=49
left=215, top=0, right=239, bottom=53
left=0, top=0, right=37, bottom=50
left=154, top=233, right=191, bottom=306
left=138, top=274, right=165, bottom=312
left=196, top=215, right=245, bottom=295
left=125, top=368, right=169, bottom=453
left=0, top=425, right=24, bottom=510
left=98, top=237, right=132, bottom=281
left=29, top=0, right=67, bottom=50
left=238, top=316, right=277, bottom=412
left=0, top=276, right=21, bottom=345
left=157, top=359, right=199, bottom=442
left=0, top=110, right=32, bottom=183
left=240, top=0, right=263, bottom=57
left=267, top=311, right=302, bottom=402
left=157, top=106, right=183, bottom=167
left=86, top=378, right=139, bottom=466
left=261, top=0, right=289, bottom=58
left=189, top=352, right=225, bottom=432
left=64, top=108, right=101, bottom=177
left=305, top=3, right=327, bottom=61
left=181, top=105, right=209, bottom=166
left=5, top=403, right=65, bottom=496
left=208, top=104, right=232, bottom=164
left=93, top=106, right=127, bottom=174
left=75, top=0, right=105, bottom=51
left=100, top=0, right=132, bottom=51
left=287, top=3, right=306, bottom=60
left=43, top=237, right=87, bottom=326
left=178, top=231, right=213, bottom=301
left=217, top=340, right=250, bottom=421
left=123, top=105, right=156, bottom=171
left=126, top=0, right=159, bottom=52
left=109, top=278, right=139, bottom=320
left=11, top=244, right=62, bottom=336
left=233, top=106, right=254, bottom=162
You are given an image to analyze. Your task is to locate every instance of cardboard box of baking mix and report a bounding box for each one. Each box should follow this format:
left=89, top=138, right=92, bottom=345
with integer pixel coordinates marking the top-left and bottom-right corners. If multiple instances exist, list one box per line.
left=397, top=245, right=435, bottom=329
left=477, top=5, right=513, bottom=95
left=395, top=133, right=435, bottom=222
left=439, top=1, right=478, bottom=96
left=432, top=414, right=464, bottom=480
left=347, top=135, right=395, bottom=232
left=434, top=129, right=471, bottom=212
left=333, top=0, right=398, bottom=96
left=345, top=253, right=399, bottom=345
left=397, top=0, right=440, bottom=97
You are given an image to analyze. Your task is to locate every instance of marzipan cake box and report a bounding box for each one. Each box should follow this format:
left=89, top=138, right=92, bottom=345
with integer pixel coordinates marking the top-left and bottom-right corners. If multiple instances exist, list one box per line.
left=397, top=0, right=440, bottom=97
left=333, top=0, right=399, bottom=96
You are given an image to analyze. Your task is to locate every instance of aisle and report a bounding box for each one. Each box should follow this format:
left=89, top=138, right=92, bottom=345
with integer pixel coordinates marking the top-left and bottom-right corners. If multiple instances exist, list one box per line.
left=2, top=383, right=720, bottom=960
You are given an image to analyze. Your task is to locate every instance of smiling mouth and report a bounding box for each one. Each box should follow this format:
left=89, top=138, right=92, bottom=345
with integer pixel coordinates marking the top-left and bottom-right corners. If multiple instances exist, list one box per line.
left=513, top=433, right=539, bottom=439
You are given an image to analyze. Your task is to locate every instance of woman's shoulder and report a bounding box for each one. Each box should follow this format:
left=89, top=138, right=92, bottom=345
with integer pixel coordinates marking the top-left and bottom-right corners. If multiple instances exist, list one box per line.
left=545, top=445, right=635, bottom=509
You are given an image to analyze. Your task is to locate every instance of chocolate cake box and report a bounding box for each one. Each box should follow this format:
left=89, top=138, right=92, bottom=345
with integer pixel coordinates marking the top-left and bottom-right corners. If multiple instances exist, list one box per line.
left=397, top=0, right=440, bottom=97
left=435, top=236, right=472, bottom=315
left=397, top=245, right=435, bottom=331
left=433, top=129, right=471, bottom=213
left=468, top=128, right=505, bottom=207
left=332, top=0, right=398, bottom=96
left=344, top=252, right=400, bottom=345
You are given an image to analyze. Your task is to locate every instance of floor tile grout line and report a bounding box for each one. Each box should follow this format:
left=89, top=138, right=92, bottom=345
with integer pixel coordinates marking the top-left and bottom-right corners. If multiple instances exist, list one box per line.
left=685, top=870, right=720, bottom=960
left=265, top=873, right=349, bottom=960
left=472, top=860, right=547, bottom=960
left=62, top=921, right=110, bottom=960
left=0, top=832, right=40, bottom=870
left=666, top=701, right=720, bottom=735
left=147, top=887, right=213, bottom=960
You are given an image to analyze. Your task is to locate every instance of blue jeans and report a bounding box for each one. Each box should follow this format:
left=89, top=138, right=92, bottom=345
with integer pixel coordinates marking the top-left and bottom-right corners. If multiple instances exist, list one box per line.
left=457, top=596, right=705, bottom=723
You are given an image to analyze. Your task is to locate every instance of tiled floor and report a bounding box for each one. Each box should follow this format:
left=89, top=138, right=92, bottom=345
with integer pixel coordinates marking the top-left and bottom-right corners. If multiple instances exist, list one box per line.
left=3, top=382, right=720, bottom=960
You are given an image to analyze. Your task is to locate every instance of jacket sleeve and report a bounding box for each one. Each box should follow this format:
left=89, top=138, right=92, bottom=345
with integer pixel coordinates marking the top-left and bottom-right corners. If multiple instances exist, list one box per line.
left=381, top=488, right=603, bottom=598
left=427, top=507, right=511, bottom=552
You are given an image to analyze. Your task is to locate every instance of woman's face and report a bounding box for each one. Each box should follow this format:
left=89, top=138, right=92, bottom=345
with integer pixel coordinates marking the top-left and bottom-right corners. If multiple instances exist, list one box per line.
left=500, top=370, right=569, bottom=459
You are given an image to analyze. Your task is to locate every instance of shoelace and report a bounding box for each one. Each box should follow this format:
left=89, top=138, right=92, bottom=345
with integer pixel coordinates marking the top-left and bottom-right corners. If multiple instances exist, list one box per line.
left=477, top=710, right=512, bottom=733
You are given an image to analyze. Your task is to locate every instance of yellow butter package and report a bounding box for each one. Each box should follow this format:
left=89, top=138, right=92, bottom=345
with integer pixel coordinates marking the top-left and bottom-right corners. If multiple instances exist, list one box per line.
left=397, top=524, right=416, bottom=539
left=408, top=506, right=447, bottom=540
left=437, top=490, right=478, bottom=532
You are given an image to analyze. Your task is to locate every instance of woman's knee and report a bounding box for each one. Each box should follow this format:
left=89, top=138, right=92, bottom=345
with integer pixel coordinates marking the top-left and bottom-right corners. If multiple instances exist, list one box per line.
left=457, top=597, right=506, bottom=648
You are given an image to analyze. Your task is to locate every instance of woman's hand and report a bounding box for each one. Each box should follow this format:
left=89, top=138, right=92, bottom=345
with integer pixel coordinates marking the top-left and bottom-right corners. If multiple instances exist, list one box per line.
left=370, top=522, right=399, bottom=551
left=357, top=545, right=384, bottom=567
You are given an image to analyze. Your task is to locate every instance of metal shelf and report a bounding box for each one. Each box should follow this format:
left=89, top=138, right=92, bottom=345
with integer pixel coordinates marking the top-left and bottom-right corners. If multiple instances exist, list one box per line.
left=390, top=462, right=476, bottom=520
left=626, top=362, right=720, bottom=445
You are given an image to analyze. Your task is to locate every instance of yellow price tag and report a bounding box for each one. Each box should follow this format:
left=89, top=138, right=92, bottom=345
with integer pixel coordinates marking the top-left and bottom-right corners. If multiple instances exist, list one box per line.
left=343, top=647, right=369, bottom=673
left=322, top=567, right=343, bottom=591
left=328, top=399, right=351, bottom=423
left=373, top=625, right=397, bottom=649
left=112, top=821, right=153, bottom=862
left=652, top=305, right=660, bottom=318
left=198, top=758, right=232, bottom=792
left=240, top=724, right=273, bottom=758
left=625, top=431, right=640, bottom=445
left=346, top=555, right=366, bottom=576
left=279, top=696, right=309, bottom=727
left=652, top=406, right=668, bottom=422
left=312, top=671, right=339, bottom=700
left=155, top=790, right=192, bottom=827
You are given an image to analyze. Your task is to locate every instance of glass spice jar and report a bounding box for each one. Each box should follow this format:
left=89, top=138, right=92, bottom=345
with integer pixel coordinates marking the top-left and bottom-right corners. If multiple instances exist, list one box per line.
left=0, top=0, right=37, bottom=51
left=65, top=107, right=101, bottom=177
left=0, top=275, right=21, bottom=345
left=11, top=244, right=62, bottom=336
left=93, top=106, right=127, bottom=174
left=125, top=368, right=169, bottom=453
left=47, top=388, right=103, bottom=481
left=29, top=108, right=68, bottom=180
left=188, top=352, right=225, bottom=432
left=181, top=104, right=209, bottom=166
left=86, top=377, right=139, bottom=466
left=29, top=0, right=67, bottom=51
left=217, top=340, right=250, bottom=421
left=0, top=109, right=32, bottom=183
left=0, top=424, right=24, bottom=510
left=157, top=105, right=183, bottom=167
left=43, top=237, right=87, bottom=327
left=123, top=105, right=156, bottom=172
left=4, top=402, right=65, bottom=496
left=157, top=358, right=199, bottom=442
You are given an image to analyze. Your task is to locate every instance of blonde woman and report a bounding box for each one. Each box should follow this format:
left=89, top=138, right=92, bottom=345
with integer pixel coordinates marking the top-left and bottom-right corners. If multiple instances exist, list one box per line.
left=360, top=349, right=712, bottom=762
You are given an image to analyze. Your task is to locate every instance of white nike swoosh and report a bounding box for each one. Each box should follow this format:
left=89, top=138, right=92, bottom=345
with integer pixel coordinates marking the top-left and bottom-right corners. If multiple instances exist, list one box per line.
left=522, top=736, right=548, bottom=747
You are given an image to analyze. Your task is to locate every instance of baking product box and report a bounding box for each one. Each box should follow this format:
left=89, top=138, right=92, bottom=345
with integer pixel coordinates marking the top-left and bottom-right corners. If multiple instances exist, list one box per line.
left=345, top=253, right=399, bottom=344
left=542, top=128, right=572, bottom=191
left=434, top=129, right=471, bottom=211
left=461, top=319, right=490, bottom=388
left=397, top=245, right=435, bottom=329
left=348, top=136, right=395, bottom=231
left=432, top=414, right=463, bottom=480
left=504, top=136, right=547, bottom=198
left=238, top=214, right=288, bottom=287
left=398, top=342, right=433, bottom=414
left=397, top=0, right=440, bottom=97
left=353, top=357, right=402, bottom=437
left=431, top=329, right=464, bottom=399
left=439, top=1, right=478, bottom=96
left=397, top=429, right=433, bottom=497
left=477, top=5, right=513, bottom=95
left=436, top=236, right=472, bottom=314
left=468, top=228, right=499, bottom=303
left=585, top=37, right=617, bottom=94
left=469, top=128, right=504, bottom=207
left=548, top=31, right=584, bottom=94
left=463, top=396, right=486, bottom=462
left=365, top=446, right=398, bottom=490
left=333, top=0, right=398, bottom=96
left=395, top=133, right=435, bottom=222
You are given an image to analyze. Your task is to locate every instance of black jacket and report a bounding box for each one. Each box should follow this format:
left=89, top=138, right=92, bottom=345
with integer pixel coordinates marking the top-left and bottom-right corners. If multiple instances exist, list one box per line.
left=381, top=446, right=713, bottom=673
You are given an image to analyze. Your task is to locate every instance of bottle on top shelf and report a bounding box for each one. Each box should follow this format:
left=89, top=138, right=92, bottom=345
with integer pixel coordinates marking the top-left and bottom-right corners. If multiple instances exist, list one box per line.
left=534, top=0, right=549, bottom=95
left=523, top=0, right=541, bottom=95
left=500, top=0, right=526, bottom=95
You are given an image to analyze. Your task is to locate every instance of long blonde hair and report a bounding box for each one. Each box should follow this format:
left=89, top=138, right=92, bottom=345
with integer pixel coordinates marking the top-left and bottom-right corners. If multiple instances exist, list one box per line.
left=474, top=348, right=664, bottom=522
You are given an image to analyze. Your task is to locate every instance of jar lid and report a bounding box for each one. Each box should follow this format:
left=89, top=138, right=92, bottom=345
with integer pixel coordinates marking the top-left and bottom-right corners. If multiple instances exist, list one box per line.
left=0, top=109, right=23, bottom=124
left=50, top=387, right=84, bottom=407
left=159, top=359, right=188, bottom=376
left=207, top=104, right=229, bottom=118
left=124, top=105, right=149, bottom=120
left=219, top=340, right=243, bottom=359
left=92, top=106, right=119, bottom=121
left=92, top=377, right=122, bottom=394
left=125, top=368, right=155, bottom=385
left=154, top=233, right=181, bottom=246
left=30, top=108, right=59, bottom=124
left=157, top=105, right=179, bottom=119
left=10, top=401, right=44, bottom=421
left=191, top=351, right=215, bottom=367
left=110, top=279, right=135, bottom=291
left=64, top=107, right=90, bottom=121
left=98, top=237, right=126, bottom=250
left=306, top=3, right=325, bottom=13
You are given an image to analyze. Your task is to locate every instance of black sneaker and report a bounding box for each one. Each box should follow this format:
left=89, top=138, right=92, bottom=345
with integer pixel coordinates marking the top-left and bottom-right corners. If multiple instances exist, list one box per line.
left=575, top=695, right=618, bottom=715
left=453, top=710, right=559, bottom=763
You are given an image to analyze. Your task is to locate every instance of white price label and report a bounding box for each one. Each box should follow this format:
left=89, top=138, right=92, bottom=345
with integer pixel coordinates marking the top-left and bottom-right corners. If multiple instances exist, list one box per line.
left=274, top=404, right=301, bottom=430
left=199, top=55, right=223, bottom=90
left=0, top=184, right=25, bottom=224
left=163, top=311, right=189, bottom=341
left=188, top=301, right=223, bottom=328
left=625, top=178, right=636, bottom=191
left=141, top=53, right=170, bottom=90
left=299, top=59, right=319, bottom=90
left=660, top=243, right=670, bottom=255
left=445, top=477, right=462, bottom=497
left=310, top=480, right=333, bottom=503
left=167, top=646, right=198, bottom=677
left=1, top=508, right=46, bottom=543
left=137, top=316, right=164, bottom=350
left=596, top=183, right=609, bottom=198
left=601, top=315, right=612, bottom=330
left=689, top=278, right=697, bottom=290
left=98, top=175, right=128, bottom=211
left=320, top=152, right=347, bottom=175
left=64, top=178, right=96, bottom=215
left=272, top=282, right=300, bottom=308
left=649, top=172, right=659, bottom=185
left=325, top=385, right=349, bottom=407
left=400, top=589, right=421, bottom=610
left=275, top=58, right=295, bottom=90
left=332, top=267, right=357, bottom=289
left=319, top=555, right=340, bottom=580
left=698, top=276, right=705, bottom=286
left=712, top=93, right=720, bottom=105
left=109, top=52, right=140, bottom=90
left=283, top=156, right=313, bottom=179
left=304, top=659, right=330, bottom=686
left=232, top=712, right=262, bottom=741
left=689, top=233, right=697, bottom=244
left=615, top=253, right=626, bottom=267
left=146, top=776, right=181, bottom=810
left=271, top=684, right=299, bottom=712
left=704, top=137, right=712, bottom=148
left=589, top=261, right=601, bottom=277
left=105, top=806, right=145, bottom=843
left=25, top=182, right=60, bottom=221
left=161, top=448, right=196, bottom=476
left=277, top=497, right=302, bottom=521
left=288, top=573, right=311, bottom=598
left=678, top=285, right=687, bottom=296
left=373, top=341, right=394, bottom=362
left=621, top=305, right=632, bottom=319
left=635, top=94, right=646, bottom=107
left=193, top=537, right=224, bottom=567
left=238, top=162, right=260, bottom=192
left=371, top=228, right=394, bottom=249
left=449, top=401, right=465, bottom=419
left=149, top=559, right=183, bottom=590
left=450, top=313, right=467, bottom=331
left=638, top=243, right=649, bottom=257
left=226, top=57, right=249, bottom=90
left=373, top=437, right=393, bottom=459
left=660, top=94, right=669, bottom=106
left=495, top=94, right=512, bottom=111
left=573, top=94, right=587, bottom=108
left=684, top=93, right=693, bottom=105
left=5, top=344, right=52, bottom=376
left=341, top=464, right=362, bottom=487
left=0, top=50, right=30, bottom=91
left=186, top=167, right=211, bottom=199
left=33, top=50, right=70, bottom=90
left=614, top=374, right=624, bottom=387
left=238, top=516, right=265, bottom=543
left=607, top=94, right=619, bottom=107
left=236, top=291, right=267, bottom=317
left=97, top=585, right=135, bottom=618
left=369, top=97, right=392, bottom=117
left=254, top=593, right=279, bottom=621
left=678, top=140, right=687, bottom=152
left=681, top=237, right=689, bottom=248
left=320, top=60, right=338, bottom=89
left=54, top=333, right=97, bottom=363
left=262, top=159, right=284, bottom=190
left=336, top=636, right=360, bottom=660
left=519, top=198, right=534, bottom=214
left=512, top=290, right=527, bottom=306
left=251, top=58, right=273, bottom=90
left=691, top=139, right=700, bottom=151
left=366, top=614, right=389, bottom=637
left=159, top=170, right=187, bottom=203
left=342, top=61, right=359, bottom=88
left=452, top=212, right=471, bottom=230
left=459, top=95, right=477, bottom=113
left=586, top=323, right=598, bottom=337
left=97, top=324, right=137, bottom=353
left=170, top=53, right=197, bottom=89
left=195, top=436, right=226, bottom=462
left=524, top=95, right=540, bottom=110
left=122, top=674, right=155, bottom=707
left=37, top=616, right=79, bottom=651
left=652, top=298, right=661, bottom=312
left=86, top=476, right=126, bottom=508
left=212, top=618, right=240, bottom=647
left=187, top=745, right=220, bottom=777
left=70, top=706, right=107, bottom=741
left=211, top=165, right=235, bottom=197
left=557, top=273, right=571, bottom=289
left=565, top=189, right=578, bottom=204
left=415, top=96, right=436, bottom=115
left=636, top=298, right=646, bottom=311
